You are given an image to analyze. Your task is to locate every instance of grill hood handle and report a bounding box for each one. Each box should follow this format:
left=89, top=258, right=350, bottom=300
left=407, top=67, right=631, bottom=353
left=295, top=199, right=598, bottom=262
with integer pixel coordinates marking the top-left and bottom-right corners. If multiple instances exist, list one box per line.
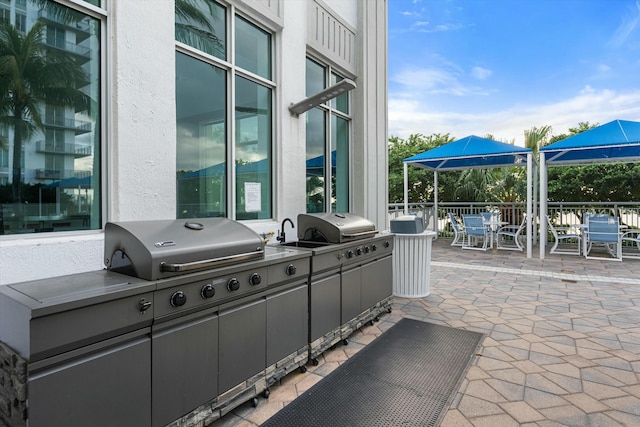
left=160, top=250, right=264, bottom=273
left=342, top=230, right=379, bottom=239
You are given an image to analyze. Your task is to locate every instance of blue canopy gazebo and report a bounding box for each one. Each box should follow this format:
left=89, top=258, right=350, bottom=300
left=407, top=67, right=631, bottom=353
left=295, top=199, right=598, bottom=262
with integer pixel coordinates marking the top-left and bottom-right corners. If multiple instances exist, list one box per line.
left=539, top=119, right=640, bottom=258
left=403, top=135, right=535, bottom=258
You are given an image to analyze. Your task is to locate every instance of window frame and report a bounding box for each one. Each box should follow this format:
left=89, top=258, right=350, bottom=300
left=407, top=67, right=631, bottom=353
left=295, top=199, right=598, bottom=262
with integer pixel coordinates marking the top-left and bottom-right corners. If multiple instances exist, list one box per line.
left=305, top=55, right=353, bottom=213
left=175, top=1, right=277, bottom=221
left=0, top=0, right=107, bottom=239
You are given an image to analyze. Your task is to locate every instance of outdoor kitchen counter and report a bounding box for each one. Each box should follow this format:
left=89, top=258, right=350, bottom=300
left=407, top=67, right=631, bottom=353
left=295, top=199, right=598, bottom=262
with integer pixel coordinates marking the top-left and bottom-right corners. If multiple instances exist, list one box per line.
left=0, top=270, right=155, bottom=318
left=0, top=270, right=156, bottom=363
left=0, top=245, right=313, bottom=427
left=0, top=246, right=311, bottom=362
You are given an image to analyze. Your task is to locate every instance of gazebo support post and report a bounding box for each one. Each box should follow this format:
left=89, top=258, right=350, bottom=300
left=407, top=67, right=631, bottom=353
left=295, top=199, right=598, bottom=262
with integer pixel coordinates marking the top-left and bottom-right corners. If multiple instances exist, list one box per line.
left=527, top=152, right=533, bottom=258
left=539, top=151, right=547, bottom=259
left=403, top=163, right=408, bottom=215
left=433, top=170, right=438, bottom=236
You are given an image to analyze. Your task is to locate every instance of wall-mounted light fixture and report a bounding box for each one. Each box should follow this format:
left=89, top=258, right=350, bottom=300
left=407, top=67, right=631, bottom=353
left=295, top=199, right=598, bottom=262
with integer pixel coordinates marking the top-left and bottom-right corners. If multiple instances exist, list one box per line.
left=289, top=78, right=356, bottom=117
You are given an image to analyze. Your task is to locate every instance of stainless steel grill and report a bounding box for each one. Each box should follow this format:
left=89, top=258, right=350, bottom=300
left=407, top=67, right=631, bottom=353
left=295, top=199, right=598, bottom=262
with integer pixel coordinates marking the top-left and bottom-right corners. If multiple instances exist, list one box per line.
left=104, top=218, right=265, bottom=280
left=296, top=212, right=378, bottom=243
left=280, top=212, right=394, bottom=365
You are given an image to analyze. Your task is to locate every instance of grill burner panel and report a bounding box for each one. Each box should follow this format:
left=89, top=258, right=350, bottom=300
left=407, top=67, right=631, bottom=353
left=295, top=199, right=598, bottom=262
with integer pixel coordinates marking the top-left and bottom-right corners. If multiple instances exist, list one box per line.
left=104, top=218, right=265, bottom=281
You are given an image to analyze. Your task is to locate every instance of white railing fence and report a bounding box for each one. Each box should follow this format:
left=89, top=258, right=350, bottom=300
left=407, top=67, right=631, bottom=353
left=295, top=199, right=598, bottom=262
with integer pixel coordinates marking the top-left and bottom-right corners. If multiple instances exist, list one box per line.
left=388, top=202, right=640, bottom=245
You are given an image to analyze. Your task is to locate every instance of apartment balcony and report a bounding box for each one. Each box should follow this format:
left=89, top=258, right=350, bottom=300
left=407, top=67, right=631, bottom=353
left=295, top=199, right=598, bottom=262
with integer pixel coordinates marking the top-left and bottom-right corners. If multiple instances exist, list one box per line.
left=43, top=38, right=91, bottom=65
left=35, top=141, right=92, bottom=158
left=34, top=169, right=69, bottom=180
left=37, top=9, right=91, bottom=42
left=43, top=116, right=92, bottom=135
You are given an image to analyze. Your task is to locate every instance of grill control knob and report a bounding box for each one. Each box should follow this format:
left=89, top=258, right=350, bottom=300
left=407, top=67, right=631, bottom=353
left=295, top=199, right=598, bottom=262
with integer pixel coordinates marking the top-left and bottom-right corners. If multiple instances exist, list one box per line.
left=356, top=247, right=363, bottom=256
left=371, top=244, right=377, bottom=251
left=364, top=246, right=370, bottom=253
left=227, top=278, right=240, bottom=292
left=286, top=264, right=297, bottom=276
left=250, top=273, right=262, bottom=286
left=201, top=284, right=215, bottom=299
left=384, top=241, right=390, bottom=248
left=170, top=291, right=187, bottom=307
left=346, top=250, right=354, bottom=259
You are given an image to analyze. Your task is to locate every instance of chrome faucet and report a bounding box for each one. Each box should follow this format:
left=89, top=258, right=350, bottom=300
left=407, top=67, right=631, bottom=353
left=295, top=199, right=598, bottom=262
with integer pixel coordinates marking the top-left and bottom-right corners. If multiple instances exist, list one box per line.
left=277, top=218, right=295, bottom=243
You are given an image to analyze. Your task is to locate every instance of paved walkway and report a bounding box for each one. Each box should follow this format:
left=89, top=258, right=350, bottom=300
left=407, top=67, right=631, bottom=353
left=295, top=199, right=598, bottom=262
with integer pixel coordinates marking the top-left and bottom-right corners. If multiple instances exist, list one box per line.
left=213, top=239, right=640, bottom=426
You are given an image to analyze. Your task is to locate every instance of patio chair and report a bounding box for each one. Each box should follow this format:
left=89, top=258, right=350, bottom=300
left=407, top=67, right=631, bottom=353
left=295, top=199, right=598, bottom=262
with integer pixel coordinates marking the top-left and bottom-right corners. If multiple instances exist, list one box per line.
left=546, top=215, right=581, bottom=256
left=462, top=214, right=489, bottom=251
left=621, top=229, right=640, bottom=259
left=496, top=215, right=526, bottom=251
left=584, top=216, right=622, bottom=261
left=480, top=212, right=498, bottom=232
left=448, top=212, right=467, bottom=247
left=582, top=213, right=610, bottom=254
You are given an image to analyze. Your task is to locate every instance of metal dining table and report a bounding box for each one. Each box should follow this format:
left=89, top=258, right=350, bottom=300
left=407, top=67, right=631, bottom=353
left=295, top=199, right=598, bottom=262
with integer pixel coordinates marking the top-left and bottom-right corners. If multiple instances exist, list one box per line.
left=484, top=220, right=508, bottom=249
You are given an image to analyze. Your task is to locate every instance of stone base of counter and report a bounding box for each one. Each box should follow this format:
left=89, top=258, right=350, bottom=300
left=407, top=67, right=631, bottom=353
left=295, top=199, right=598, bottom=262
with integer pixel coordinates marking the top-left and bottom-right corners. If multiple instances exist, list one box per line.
left=166, top=345, right=310, bottom=427
left=0, top=342, right=27, bottom=427
left=341, top=296, right=393, bottom=339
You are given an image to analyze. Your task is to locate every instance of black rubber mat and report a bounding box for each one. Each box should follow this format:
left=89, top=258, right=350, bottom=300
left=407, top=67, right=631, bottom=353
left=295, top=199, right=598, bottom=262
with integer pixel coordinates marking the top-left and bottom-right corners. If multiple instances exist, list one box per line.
left=262, top=318, right=485, bottom=427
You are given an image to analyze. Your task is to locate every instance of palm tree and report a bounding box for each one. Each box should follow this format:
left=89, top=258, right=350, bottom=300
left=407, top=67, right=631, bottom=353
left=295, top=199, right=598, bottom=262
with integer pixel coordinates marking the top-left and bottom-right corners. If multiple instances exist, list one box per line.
left=175, top=0, right=224, bottom=57
left=523, top=125, right=551, bottom=220
left=524, top=125, right=551, bottom=155
left=455, top=168, right=494, bottom=201
left=0, top=20, right=89, bottom=204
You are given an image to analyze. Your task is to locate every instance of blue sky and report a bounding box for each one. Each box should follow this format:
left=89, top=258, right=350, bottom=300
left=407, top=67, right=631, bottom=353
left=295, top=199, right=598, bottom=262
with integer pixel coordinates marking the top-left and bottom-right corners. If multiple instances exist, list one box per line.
left=388, top=0, right=640, bottom=145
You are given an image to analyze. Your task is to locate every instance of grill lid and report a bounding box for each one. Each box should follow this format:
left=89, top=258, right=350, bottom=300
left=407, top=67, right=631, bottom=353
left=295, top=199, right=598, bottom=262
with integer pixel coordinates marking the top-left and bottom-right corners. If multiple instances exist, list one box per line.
left=104, top=218, right=265, bottom=280
left=297, top=213, right=377, bottom=243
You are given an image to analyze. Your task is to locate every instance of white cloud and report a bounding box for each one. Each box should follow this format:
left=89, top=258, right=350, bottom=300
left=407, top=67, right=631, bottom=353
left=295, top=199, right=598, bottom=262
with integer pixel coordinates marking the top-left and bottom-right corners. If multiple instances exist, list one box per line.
left=388, top=87, right=640, bottom=146
left=580, top=85, right=595, bottom=94
left=609, top=0, right=640, bottom=47
left=391, top=66, right=489, bottom=96
left=471, top=66, right=492, bottom=80
left=598, top=64, right=611, bottom=73
left=415, top=22, right=464, bottom=33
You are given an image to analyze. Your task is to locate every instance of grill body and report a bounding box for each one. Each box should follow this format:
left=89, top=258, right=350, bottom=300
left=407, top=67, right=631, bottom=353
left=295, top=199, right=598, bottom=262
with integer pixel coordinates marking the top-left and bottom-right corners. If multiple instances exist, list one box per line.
left=282, top=213, right=395, bottom=362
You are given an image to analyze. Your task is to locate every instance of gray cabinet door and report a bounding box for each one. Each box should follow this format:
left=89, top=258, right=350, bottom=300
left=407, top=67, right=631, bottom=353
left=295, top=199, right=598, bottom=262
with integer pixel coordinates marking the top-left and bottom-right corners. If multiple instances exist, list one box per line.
left=28, top=336, right=151, bottom=427
left=341, top=265, right=362, bottom=323
left=361, top=256, right=393, bottom=310
left=152, top=314, right=218, bottom=427
left=310, top=273, right=340, bottom=341
left=218, top=299, right=266, bottom=393
left=266, top=283, right=308, bottom=366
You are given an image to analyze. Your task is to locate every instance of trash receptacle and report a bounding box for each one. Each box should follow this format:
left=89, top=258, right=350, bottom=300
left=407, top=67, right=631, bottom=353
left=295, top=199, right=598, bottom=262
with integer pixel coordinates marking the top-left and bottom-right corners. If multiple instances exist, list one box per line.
left=392, top=230, right=436, bottom=297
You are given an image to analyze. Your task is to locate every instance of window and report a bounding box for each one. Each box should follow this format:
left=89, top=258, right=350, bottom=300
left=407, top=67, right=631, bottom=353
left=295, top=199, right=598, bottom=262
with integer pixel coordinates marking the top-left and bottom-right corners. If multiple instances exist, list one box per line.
left=305, top=58, right=351, bottom=213
left=0, top=0, right=102, bottom=235
left=14, top=12, right=25, bottom=32
left=176, top=53, right=227, bottom=218
left=175, top=1, right=273, bottom=220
